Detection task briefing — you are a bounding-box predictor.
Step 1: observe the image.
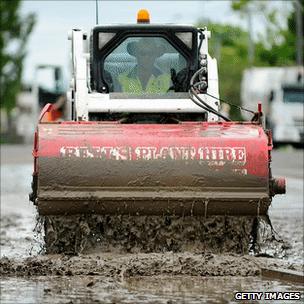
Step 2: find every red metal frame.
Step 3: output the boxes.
[36,121,270,178]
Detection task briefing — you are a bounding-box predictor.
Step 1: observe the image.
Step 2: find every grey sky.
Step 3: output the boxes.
[20,0,291,85]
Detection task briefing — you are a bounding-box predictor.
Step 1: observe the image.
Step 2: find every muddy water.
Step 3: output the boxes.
[1,276,303,304]
[0,163,40,258]
[1,146,303,303]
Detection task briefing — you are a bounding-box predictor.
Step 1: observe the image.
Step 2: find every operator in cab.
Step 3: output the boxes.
[118,38,171,93]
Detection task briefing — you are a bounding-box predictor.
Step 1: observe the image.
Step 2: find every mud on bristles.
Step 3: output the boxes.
[251,216,291,259]
[42,215,256,255]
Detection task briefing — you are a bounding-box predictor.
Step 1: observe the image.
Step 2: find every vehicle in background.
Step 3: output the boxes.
[16,65,66,143]
[241,66,304,147]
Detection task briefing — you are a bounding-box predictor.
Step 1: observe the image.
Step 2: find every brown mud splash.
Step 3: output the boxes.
[0,253,261,277]
[42,215,255,255]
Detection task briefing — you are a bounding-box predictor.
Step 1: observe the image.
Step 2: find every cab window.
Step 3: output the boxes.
[103,37,187,93]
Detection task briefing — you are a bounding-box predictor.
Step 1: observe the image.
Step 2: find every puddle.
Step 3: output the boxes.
[1,275,303,304]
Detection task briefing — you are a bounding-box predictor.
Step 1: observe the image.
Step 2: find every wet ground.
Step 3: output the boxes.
[0,145,303,303]
[1,275,302,304]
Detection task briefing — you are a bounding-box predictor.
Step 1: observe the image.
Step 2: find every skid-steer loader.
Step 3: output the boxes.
[30,10,285,254]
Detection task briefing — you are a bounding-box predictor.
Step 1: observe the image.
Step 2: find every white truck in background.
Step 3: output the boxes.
[15,65,66,143]
[241,66,304,147]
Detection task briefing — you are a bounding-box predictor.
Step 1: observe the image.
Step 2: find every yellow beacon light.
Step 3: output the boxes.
[137,9,150,23]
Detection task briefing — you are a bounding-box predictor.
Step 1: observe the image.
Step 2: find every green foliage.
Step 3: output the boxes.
[0,0,35,114]
[231,0,251,11]
[196,1,300,120]
[255,1,303,66]
[231,0,302,66]
[197,21,249,119]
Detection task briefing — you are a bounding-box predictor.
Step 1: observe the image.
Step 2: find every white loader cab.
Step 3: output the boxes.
[66,14,224,124]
